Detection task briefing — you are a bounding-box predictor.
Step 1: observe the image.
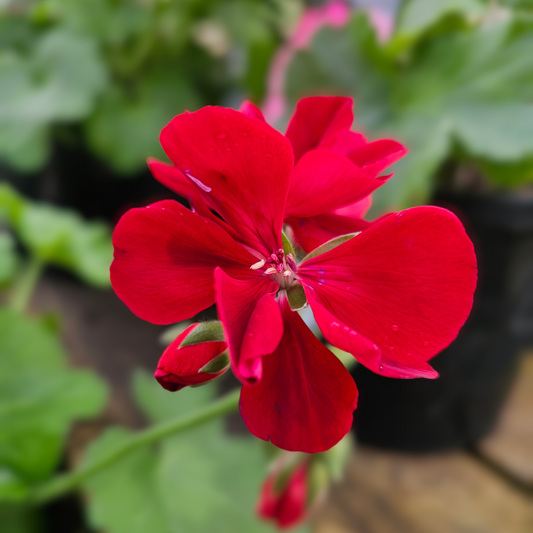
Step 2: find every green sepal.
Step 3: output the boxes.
[198,352,230,374]
[287,284,307,311]
[302,231,361,263]
[301,233,359,262]
[281,230,296,258]
[179,322,225,348]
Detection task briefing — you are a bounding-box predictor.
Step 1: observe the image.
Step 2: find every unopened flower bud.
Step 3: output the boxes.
[155,322,229,391]
[257,457,308,530]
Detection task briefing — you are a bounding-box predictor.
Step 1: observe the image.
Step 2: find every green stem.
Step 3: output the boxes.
[9,257,44,314]
[31,388,241,504]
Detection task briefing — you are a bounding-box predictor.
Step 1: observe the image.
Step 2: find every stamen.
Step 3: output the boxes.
[265,267,277,275]
[286,253,297,272]
[283,270,291,277]
[250,259,266,270]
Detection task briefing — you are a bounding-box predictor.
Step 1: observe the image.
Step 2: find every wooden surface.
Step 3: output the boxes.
[314,449,532,533]
[478,353,533,488]
[32,275,533,533]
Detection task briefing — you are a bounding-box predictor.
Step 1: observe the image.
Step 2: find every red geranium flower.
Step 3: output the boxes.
[149,96,407,253]
[111,99,477,453]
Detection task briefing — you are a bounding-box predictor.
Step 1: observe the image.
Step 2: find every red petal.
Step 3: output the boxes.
[160,107,293,256]
[305,291,438,379]
[215,268,282,385]
[287,213,371,254]
[147,157,243,241]
[298,206,477,376]
[285,151,388,218]
[285,96,354,163]
[111,200,256,325]
[346,139,408,178]
[330,130,367,156]
[239,100,266,122]
[155,323,228,391]
[276,465,308,529]
[147,157,196,198]
[239,297,358,453]
[334,196,372,219]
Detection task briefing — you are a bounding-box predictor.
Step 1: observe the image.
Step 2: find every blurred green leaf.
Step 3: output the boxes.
[85,67,201,174]
[0,184,113,287]
[82,427,168,533]
[83,372,309,533]
[389,0,486,54]
[0,28,107,171]
[0,309,107,483]
[0,503,43,533]
[287,13,533,208]
[0,232,19,286]
[479,156,533,187]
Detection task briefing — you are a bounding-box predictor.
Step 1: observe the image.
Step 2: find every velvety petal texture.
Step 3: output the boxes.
[160,106,294,256]
[346,139,408,178]
[147,157,242,241]
[298,206,477,377]
[285,96,354,163]
[155,323,228,391]
[215,268,283,385]
[111,200,256,325]
[285,151,390,218]
[240,297,358,453]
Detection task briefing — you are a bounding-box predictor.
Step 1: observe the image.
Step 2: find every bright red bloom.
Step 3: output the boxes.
[111,99,477,453]
[258,462,308,530]
[155,323,229,391]
[149,96,407,253]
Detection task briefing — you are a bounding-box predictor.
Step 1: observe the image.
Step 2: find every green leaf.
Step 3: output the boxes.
[0,185,113,287]
[179,322,226,348]
[83,373,309,533]
[0,310,107,483]
[85,67,201,174]
[390,0,486,54]
[83,428,168,533]
[0,28,106,171]
[287,14,533,206]
[479,156,533,187]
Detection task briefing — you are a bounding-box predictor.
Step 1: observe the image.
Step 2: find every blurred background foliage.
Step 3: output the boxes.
[1,0,533,532]
[286,0,533,210]
[0,0,300,174]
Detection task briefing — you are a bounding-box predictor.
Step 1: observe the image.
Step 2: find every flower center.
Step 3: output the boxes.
[250,248,298,290]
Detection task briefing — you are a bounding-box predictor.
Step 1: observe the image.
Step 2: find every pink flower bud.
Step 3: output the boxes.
[155,322,228,391]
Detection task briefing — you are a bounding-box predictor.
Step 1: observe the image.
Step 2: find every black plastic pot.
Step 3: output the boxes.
[352,190,533,452]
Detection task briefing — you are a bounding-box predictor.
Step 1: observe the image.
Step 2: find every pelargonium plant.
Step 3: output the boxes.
[110,96,477,455]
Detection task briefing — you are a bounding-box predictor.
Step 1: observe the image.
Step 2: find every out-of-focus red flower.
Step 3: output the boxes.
[258,461,309,529]
[155,323,229,391]
[111,103,477,453]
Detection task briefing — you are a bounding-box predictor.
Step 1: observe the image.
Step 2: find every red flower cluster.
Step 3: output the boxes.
[111,97,477,454]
